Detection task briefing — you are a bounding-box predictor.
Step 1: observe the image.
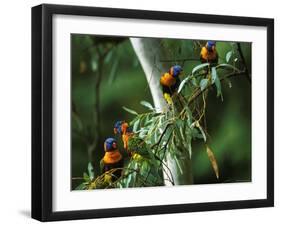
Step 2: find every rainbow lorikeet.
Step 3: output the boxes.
[200,41,219,64]
[113,121,133,152]
[160,65,183,105]
[114,121,146,159]
[100,138,124,181]
[113,121,163,186]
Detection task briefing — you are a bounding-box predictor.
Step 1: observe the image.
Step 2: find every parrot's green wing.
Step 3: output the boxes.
[127,135,149,156]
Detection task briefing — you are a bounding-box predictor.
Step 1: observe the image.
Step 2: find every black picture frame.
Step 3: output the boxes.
[32,3,274,222]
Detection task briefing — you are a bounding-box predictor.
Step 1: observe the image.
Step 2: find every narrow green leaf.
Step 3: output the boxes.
[87,162,94,180]
[211,67,223,99]
[188,143,192,159]
[195,121,207,142]
[211,67,217,84]
[177,76,191,93]
[191,77,199,87]
[122,106,138,115]
[216,63,240,72]
[75,183,86,190]
[200,79,209,91]
[140,100,154,110]
[192,63,210,75]
[133,118,140,132]
[226,51,232,63]
[83,172,90,182]
[175,157,183,175]
[215,78,222,96]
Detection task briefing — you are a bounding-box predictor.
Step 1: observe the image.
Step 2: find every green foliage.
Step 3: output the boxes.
[226,51,233,63]
[122,106,139,115]
[200,78,209,91]
[177,76,191,94]
[192,63,210,75]
[88,162,95,180]
[140,100,155,111]
[72,37,252,189]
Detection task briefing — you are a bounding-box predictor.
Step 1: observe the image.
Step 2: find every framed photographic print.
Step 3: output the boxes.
[32,4,274,221]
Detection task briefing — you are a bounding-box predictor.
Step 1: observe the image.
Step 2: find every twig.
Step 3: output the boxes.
[154,154,175,185]
[188,70,247,106]
[151,123,172,149]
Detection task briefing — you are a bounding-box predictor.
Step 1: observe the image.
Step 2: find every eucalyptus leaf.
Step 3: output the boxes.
[191,77,199,87]
[192,63,210,75]
[175,157,183,175]
[195,121,207,142]
[133,118,140,132]
[87,162,95,180]
[211,67,217,84]
[188,143,192,159]
[140,100,154,111]
[215,76,222,99]
[206,145,219,179]
[177,76,191,93]
[226,51,232,63]
[200,79,209,91]
[83,172,90,182]
[75,183,86,190]
[216,63,239,72]
[122,106,138,115]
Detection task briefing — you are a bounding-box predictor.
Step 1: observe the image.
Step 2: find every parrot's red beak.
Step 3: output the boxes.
[112,142,117,149]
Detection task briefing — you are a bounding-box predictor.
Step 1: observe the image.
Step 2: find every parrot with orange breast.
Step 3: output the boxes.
[114,120,147,159]
[100,137,124,182]
[113,120,163,186]
[200,41,219,64]
[160,65,183,105]
[114,120,133,152]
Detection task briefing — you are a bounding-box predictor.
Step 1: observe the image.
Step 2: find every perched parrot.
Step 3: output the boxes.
[200,41,219,64]
[100,137,124,182]
[160,65,183,105]
[114,120,164,186]
[114,121,133,151]
[114,120,145,159]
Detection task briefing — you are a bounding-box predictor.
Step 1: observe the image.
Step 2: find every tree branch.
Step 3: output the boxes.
[151,123,172,149]
[188,70,247,106]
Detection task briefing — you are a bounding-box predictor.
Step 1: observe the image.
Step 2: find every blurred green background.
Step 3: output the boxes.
[71,34,251,189]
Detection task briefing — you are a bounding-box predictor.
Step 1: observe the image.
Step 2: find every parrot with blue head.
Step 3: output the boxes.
[100,137,124,182]
[200,41,219,64]
[160,65,183,105]
[114,120,147,159]
[114,120,133,152]
[113,120,163,186]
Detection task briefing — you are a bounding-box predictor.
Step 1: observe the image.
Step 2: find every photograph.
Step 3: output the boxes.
[71,35,252,190]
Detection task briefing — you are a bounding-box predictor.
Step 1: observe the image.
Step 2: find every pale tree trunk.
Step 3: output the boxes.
[130,38,193,186]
